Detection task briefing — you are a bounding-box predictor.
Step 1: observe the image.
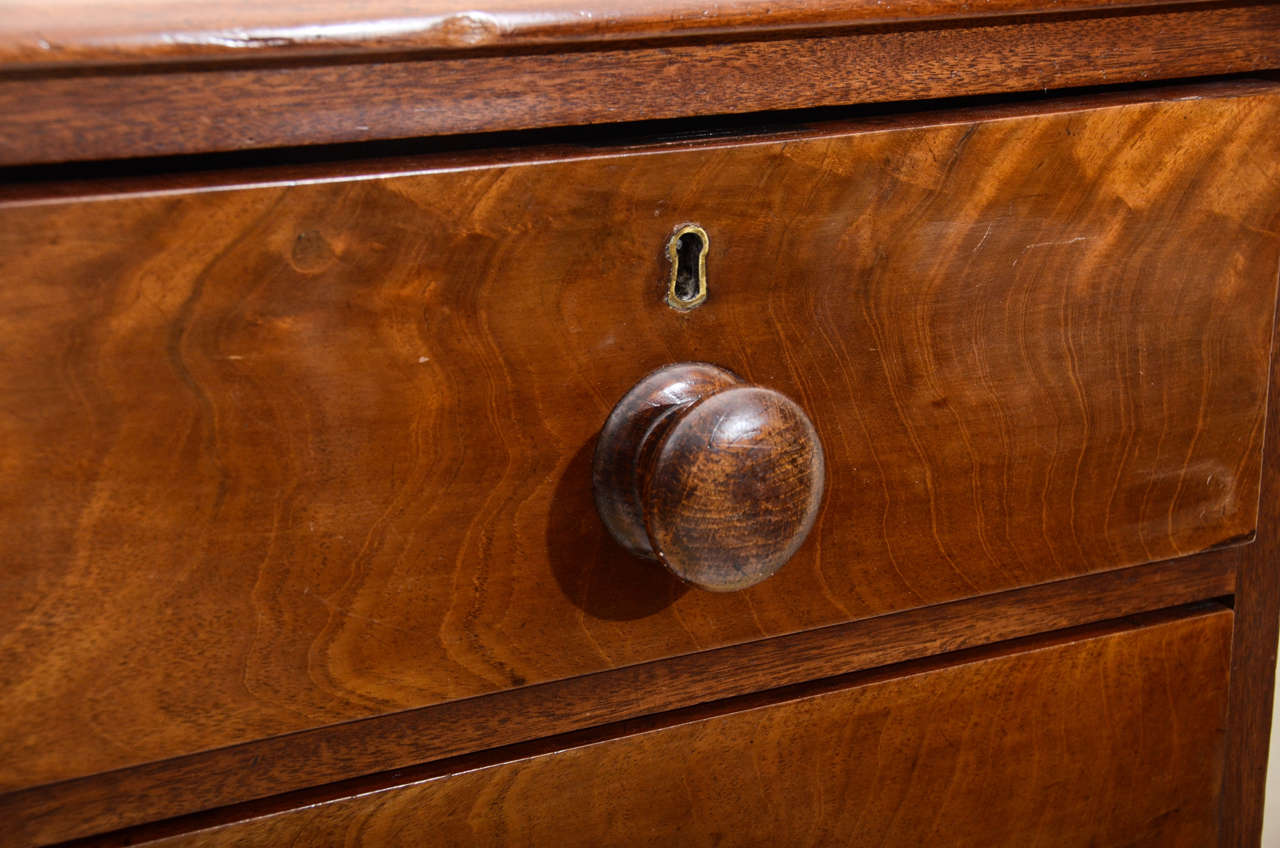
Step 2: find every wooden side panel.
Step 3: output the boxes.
[139,607,1236,847]
[1,88,1278,792]
[1220,248,1280,845]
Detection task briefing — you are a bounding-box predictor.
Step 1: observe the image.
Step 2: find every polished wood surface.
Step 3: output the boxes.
[128,606,1235,847]
[1221,293,1280,845]
[0,0,1227,68]
[2,86,1278,803]
[593,363,825,592]
[2,4,1280,165]
[2,554,1236,846]
[595,363,741,563]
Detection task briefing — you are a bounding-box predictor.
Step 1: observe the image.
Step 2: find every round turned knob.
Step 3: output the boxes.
[593,363,825,592]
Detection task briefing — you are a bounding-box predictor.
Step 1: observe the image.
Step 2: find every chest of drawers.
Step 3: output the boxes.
[3,2,1280,846]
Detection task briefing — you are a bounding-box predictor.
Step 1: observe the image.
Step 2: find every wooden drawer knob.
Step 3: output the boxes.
[593,363,825,592]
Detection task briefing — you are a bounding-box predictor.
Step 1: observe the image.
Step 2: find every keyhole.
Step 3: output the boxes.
[673,234,702,301]
[667,225,708,310]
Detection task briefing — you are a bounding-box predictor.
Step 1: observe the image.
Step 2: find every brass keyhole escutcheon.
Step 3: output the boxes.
[667,224,708,310]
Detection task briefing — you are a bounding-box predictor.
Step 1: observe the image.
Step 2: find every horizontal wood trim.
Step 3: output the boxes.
[3,554,1236,847]
[0,0,1228,70]
[1,4,1279,166]
[0,76,1269,205]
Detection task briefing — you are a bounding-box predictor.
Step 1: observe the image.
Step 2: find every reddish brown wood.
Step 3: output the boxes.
[119,606,1236,847]
[0,0,1228,69]
[1,86,1278,810]
[1220,279,1280,843]
[2,4,1280,166]
[0,553,1236,846]
[0,78,1254,208]
[593,363,739,561]
[594,362,825,592]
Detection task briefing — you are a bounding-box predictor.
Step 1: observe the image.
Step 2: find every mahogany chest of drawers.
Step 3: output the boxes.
[3,2,1280,845]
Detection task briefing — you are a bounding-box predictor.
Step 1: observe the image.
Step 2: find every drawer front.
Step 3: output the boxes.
[2,86,1278,790]
[141,606,1233,847]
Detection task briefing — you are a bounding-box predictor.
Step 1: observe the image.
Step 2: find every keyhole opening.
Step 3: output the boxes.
[673,234,702,301]
[667,225,708,310]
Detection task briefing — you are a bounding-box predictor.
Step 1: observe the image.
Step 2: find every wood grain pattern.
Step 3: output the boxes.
[1,553,1236,847]
[126,606,1237,847]
[1220,270,1280,844]
[0,0,1226,68]
[2,4,1280,166]
[1,86,1278,803]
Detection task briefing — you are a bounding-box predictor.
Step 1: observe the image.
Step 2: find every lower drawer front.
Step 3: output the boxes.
[147,605,1232,847]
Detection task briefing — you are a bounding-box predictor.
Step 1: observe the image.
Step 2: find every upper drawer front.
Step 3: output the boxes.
[2,86,1279,790]
[139,606,1235,847]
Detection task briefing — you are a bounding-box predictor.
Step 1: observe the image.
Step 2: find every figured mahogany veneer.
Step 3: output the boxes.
[2,84,1279,805]
[1,555,1238,846]
[131,605,1235,847]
